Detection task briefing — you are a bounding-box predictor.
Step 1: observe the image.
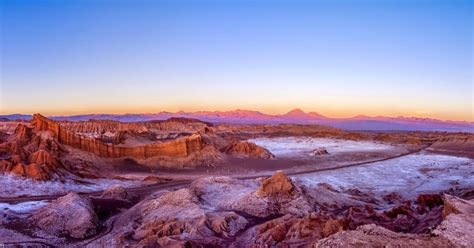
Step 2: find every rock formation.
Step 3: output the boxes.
[256,170,295,197]
[95,188,248,247]
[8,169,472,247]
[429,133,474,156]
[55,117,211,139]
[33,114,272,161]
[310,147,329,156]
[224,140,275,159]
[314,224,454,247]
[9,162,51,180]
[0,122,63,180]
[0,114,280,180]
[433,194,474,247]
[231,171,313,218]
[33,113,207,159]
[236,213,346,247]
[100,184,130,201]
[315,194,474,248]
[28,149,59,168]
[32,192,98,239]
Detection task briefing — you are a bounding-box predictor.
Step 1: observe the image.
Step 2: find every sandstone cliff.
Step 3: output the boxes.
[0,122,62,180]
[32,114,206,159]
[0,114,302,180]
[57,117,210,136]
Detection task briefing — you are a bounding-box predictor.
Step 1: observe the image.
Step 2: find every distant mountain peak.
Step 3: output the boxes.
[281,108,326,119]
[1,109,472,132]
[308,111,326,118]
[351,114,371,119]
[286,108,306,114]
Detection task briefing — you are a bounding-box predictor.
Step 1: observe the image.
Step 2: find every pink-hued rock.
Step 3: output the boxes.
[310,147,329,156]
[32,192,98,239]
[256,170,294,197]
[432,194,474,247]
[231,171,313,218]
[224,140,275,159]
[100,184,130,201]
[314,224,454,248]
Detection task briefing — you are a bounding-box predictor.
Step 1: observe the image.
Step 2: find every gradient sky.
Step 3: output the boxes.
[1,0,473,121]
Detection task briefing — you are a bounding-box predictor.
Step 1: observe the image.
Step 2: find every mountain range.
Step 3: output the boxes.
[1,109,473,132]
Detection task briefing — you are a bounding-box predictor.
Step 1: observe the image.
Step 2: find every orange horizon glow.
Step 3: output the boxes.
[1,105,472,122]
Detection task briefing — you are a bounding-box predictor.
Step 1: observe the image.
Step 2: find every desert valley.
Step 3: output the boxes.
[2,1,473,247]
[0,113,473,247]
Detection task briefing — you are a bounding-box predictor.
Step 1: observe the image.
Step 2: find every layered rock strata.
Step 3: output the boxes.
[32,114,206,159]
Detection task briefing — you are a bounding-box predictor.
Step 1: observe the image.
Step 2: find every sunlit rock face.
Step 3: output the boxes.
[256,170,294,197]
[224,140,275,159]
[31,113,207,159]
[0,119,63,180]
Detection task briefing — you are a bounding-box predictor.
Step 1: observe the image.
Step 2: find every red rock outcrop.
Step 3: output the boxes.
[32,114,206,159]
[9,155,22,164]
[224,140,275,159]
[231,171,313,218]
[13,123,32,141]
[28,149,58,168]
[0,122,63,180]
[2,114,265,179]
[8,162,51,180]
[0,123,60,180]
[257,170,295,197]
[0,160,13,171]
[57,117,210,135]
[0,124,32,160]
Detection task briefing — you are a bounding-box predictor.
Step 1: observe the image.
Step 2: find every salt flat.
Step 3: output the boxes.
[252,136,474,198]
[296,153,473,197]
[250,137,396,157]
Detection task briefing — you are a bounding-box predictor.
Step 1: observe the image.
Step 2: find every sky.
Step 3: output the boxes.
[1,0,472,121]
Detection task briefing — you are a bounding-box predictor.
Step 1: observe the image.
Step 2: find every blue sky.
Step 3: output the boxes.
[1,0,472,120]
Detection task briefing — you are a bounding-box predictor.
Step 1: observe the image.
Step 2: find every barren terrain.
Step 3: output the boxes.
[0,114,473,247]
